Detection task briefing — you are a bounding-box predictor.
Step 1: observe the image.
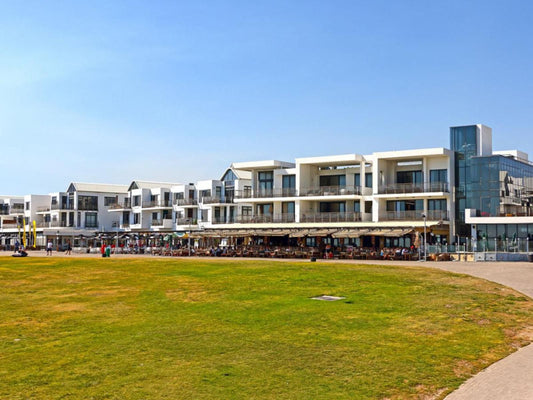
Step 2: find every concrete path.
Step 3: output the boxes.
[2,252,532,398]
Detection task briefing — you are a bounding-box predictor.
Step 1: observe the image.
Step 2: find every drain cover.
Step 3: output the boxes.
[311,295,345,301]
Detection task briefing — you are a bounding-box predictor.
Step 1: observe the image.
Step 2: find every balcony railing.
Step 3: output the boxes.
[78,205,99,211]
[176,218,197,226]
[231,213,296,224]
[143,200,173,208]
[300,212,362,223]
[151,218,173,226]
[382,210,449,221]
[200,196,235,204]
[378,182,449,194]
[51,203,74,210]
[234,186,367,199]
[174,199,198,206]
[109,201,131,210]
[299,186,363,197]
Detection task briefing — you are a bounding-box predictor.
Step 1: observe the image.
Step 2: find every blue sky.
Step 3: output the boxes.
[1,0,532,195]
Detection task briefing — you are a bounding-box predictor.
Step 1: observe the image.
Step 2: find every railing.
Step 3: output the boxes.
[109,202,131,210]
[36,206,51,213]
[382,210,449,221]
[143,200,173,208]
[0,210,9,215]
[48,221,72,228]
[174,199,198,206]
[300,212,362,223]
[1,222,18,228]
[200,196,234,204]
[234,186,367,198]
[300,185,362,197]
[176,218,197,226]
[232,213,297,224]
[51,203,74,210]
[378,182,449,194]
[151,219,167,226]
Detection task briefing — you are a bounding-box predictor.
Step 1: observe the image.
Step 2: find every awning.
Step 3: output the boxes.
[331,228,370,238]
[289,230,311,238]
[382,228,414,237]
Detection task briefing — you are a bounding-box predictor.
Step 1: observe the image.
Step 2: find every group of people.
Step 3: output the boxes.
[11,240,28,257]
[45,239,72,255]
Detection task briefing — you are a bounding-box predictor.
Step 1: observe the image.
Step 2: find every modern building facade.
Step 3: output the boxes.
[1,124,532,252]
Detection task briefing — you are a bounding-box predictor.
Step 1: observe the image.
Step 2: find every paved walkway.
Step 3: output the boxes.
[2,252,532,398]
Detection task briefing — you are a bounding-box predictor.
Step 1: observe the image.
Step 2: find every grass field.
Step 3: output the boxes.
[1,258,532,399]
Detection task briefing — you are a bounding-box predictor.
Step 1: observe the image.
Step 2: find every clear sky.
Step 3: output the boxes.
[1,0,532,195]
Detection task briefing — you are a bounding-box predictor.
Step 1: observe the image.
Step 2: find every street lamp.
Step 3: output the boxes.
[187,218,191,256]
[421,213,427,261]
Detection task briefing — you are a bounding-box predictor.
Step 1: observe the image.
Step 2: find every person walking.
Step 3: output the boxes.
[66,240,72,255]
[46,239,53,256]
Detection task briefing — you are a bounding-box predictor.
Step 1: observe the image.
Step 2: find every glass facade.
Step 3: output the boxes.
[451,125,533,237]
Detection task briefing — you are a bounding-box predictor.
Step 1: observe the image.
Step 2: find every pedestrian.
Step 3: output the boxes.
[66,240,72,255]
[46,239,53,256]
[101,243,106,257]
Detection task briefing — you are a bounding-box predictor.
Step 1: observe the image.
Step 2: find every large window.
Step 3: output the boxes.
[282,202,295,214]
[320,175,345,187]
[319,202,345,213]
[354,173,360,187]
[430,169,447,183]
[256,203,273,215]
[428,199,447,210]
[104,196,116,206]
[282,175,295,188]
[258,171,273,191]
[397,170,422,184]
[78,196,98,211]
[85,212,98,228]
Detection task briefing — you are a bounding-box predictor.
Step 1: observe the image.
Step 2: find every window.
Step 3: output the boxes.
[258,171,273,190]
[319,202,345,213]
[200,190,211,198]
[25,201,30,210]
[354,201,360,213]
[282,175,296,188]
[354,173,360,187]
[256,203,273,215]
[133,196,141,206]
[320,175,346,187]
[85,212,98,228]
[215,186,222,198]
[133,213,140,224]
[397,170,423,184]
[365,173,373,188]
[242,206,252,216]
[282,202,295,214]
[175,192,184,200]
[430,169,447,183]
[365,201,372,214]
[428,199,447,210]
[78,196,98,211]
[104,196,116,206]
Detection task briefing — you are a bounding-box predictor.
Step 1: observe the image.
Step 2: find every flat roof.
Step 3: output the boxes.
[296,154,365,166]
[231,160,295,170]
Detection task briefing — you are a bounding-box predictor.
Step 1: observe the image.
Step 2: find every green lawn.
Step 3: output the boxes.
[0,258,531,399]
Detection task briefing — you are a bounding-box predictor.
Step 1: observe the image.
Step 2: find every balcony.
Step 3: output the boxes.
[234,188,297,199]
[300,186,364,197]
[378,182,449,194]
[382,210,449,221]
[176,218,197,226]
[109,201,131,210]
[300,212,362,223]
[200,196,234,204]
[143,200,173,208]
[51,203,74,210]
[151,218,173,228]
[231,213,296,224]
[174,199,198,206]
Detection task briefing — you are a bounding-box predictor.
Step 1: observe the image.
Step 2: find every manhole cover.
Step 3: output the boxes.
[311,295,346,301]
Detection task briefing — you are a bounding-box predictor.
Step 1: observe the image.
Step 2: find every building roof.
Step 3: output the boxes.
[231,160,295,170]
[128,180,182,191]
[67,182,129,194]
[296,154,365,166]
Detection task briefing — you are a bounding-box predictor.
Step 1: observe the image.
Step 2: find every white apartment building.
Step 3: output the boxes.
[2,124,532,252]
